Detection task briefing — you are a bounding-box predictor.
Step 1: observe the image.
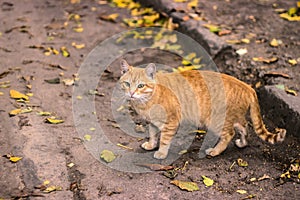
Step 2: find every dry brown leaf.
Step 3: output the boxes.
[264,71,290,79]
[117,143,133,150]
[252,57,278,63]
[257,174,271,181]
[218,29,231,36]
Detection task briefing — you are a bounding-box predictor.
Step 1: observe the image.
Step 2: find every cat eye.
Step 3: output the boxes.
[137,83,145,89]
[123,81,130,87]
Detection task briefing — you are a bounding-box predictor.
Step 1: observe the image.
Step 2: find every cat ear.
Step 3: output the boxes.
[120,59,132,74]
[145,63,156,79]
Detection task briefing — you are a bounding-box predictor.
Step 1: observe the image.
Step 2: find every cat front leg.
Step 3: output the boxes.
[154,122,178,159]
[141,123,159,150]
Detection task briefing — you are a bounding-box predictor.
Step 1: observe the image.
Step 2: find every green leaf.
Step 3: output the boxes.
[44,77,60,84]
[202,175,214,187]
[203,24,221,33]
[288,7,298,16]
[100,150,116,163]
[275,84,285,90]
[84,134,91,141]
[171,180,199,191]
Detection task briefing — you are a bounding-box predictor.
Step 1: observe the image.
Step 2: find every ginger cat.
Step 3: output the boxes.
[119,59,286,159]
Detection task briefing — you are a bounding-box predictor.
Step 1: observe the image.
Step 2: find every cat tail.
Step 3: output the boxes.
[249,93,286,144]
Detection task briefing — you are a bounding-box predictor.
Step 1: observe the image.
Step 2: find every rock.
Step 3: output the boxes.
[258,86,300,137]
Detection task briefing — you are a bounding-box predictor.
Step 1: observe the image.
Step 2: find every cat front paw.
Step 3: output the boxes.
[154,151,167,159]
[205,148,219,157]
[141,142,156,150]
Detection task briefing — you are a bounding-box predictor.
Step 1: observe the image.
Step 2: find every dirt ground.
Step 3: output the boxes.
[0,0,299,200]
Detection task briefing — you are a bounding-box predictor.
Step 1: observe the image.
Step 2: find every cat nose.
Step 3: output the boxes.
[130,91,135,97]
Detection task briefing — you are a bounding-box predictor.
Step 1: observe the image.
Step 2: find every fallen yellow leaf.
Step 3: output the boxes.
[174,0,188,2]
[178,149,188,155]
[285,88,298,96]
[71,42,85,49]
[202,175,214,187]
[26,93,34,97]
[280,171,291,178]
[112,0,128,8]
[100,13,119,22]
[184,52,196,61]
[43,185,63,193]
[10,89,29,101]
[236,189,247,194]
[43,180,50,185]
[280,13,300,21]
[241,38,250,44]
[60,46,70,57]
[44,49,52,56]
[288,59,297,66]
[0,91,4,96]
[9,106,32,117]
[171,180,199,191]
[45,117,64,124]
[9,109,22,116]
[100,150,116,163]
[143,13,160,24]
[67,162,75,168]
[182,59,192,66]
[187,0,198,9]
[236,48,248,56]
[37,111,52,116]
[62,78,74,86]
[237,158,248,167]
[73,26,84,32]
[9,156,22,163]
[175,65,202,72]
[84,134,91,141]
[270,38,282,47]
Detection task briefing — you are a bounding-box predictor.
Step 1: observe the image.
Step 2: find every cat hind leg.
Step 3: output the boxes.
[234,122,248,148]
[205,128,235,157]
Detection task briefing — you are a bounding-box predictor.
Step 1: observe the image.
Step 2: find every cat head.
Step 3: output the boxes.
[119,59,156,102]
